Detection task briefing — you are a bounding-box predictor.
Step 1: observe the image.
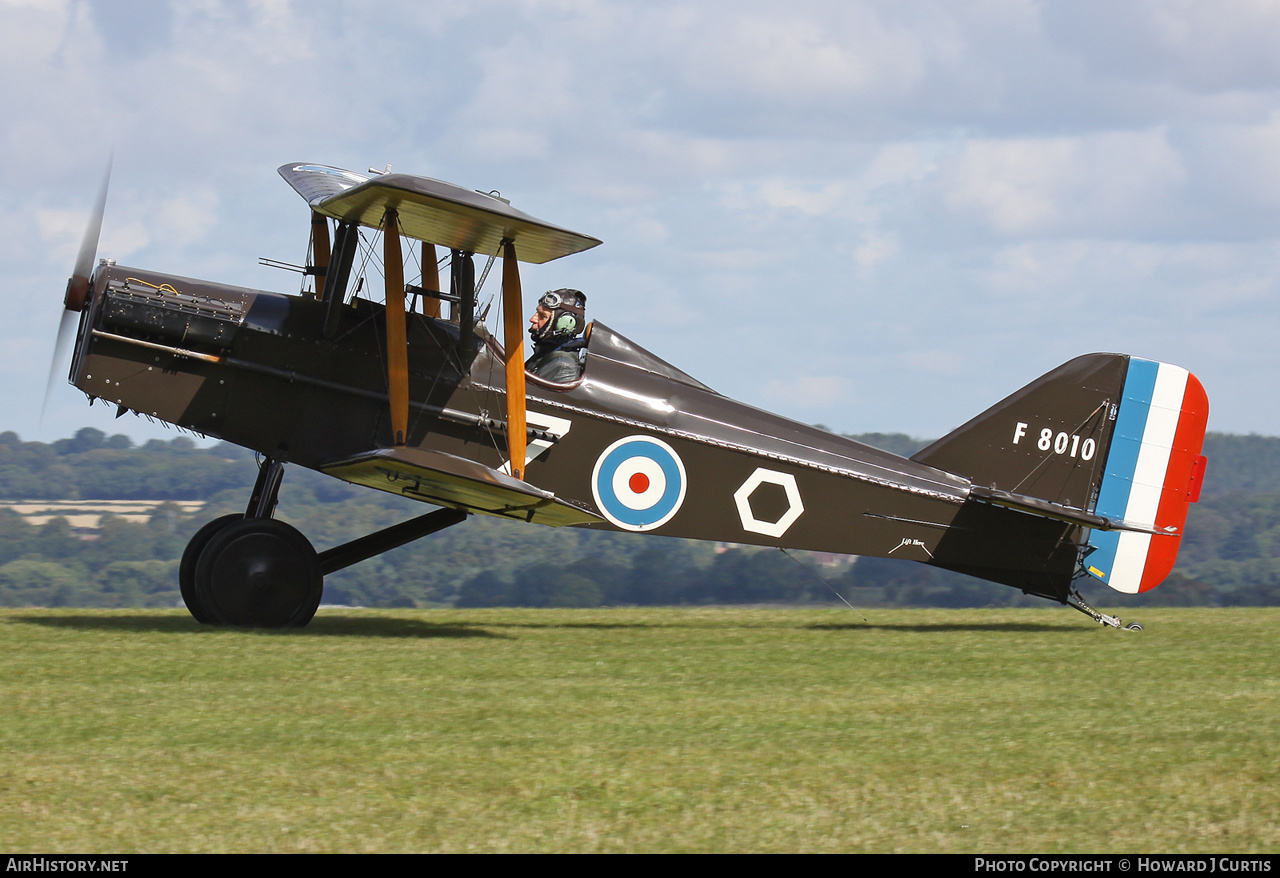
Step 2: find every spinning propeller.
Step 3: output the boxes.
[43,159,111,422]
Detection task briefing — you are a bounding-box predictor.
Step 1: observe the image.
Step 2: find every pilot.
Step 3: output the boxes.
[526,288,587,383]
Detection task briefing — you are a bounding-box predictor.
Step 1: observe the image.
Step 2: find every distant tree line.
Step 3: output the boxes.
[1,427,1278,609]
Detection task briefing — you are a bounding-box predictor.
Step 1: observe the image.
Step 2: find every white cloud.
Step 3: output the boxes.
[681,9,930,103]
[931,130,1186,238]
[34,207,89,265]
[1044,0,1280,93]
[150,189,220,249]
[853,231,899,273]
[0,0,72,65]
[762,374,854,411]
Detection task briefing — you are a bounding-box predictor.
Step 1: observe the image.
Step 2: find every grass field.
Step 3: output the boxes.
[1,606,1277,853]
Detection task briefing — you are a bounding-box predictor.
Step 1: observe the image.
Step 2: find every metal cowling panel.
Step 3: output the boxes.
[100,278,245,350]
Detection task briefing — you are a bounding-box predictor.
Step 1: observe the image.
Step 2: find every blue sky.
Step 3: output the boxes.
[5,0,1280,444]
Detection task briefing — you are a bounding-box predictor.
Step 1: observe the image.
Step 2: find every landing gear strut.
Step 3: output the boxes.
[179,455,468,628]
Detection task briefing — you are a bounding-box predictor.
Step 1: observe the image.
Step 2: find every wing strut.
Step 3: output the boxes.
[322,220,358,339]
[452,250,475,358]
[310,210,330,298]
[502,239,527,479]
[422,242,441,318]
[383,209,409,446]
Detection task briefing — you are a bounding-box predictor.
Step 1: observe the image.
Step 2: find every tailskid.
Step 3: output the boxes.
[1067,586,1144,631]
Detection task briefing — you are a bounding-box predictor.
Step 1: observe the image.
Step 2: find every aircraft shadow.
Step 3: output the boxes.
[10,613,1087,638]
[10,613,507,640]
[416,617,1085,634]
[806,621,1086,633]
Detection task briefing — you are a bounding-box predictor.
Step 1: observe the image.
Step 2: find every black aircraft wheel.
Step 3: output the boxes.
[193,518,323,628]
[1125,622,1144,631]
[179,514,244,625]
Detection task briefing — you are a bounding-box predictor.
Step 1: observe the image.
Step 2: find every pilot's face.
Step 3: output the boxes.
[530,305,553,333]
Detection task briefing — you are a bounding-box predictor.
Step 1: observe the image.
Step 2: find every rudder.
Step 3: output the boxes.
[1083,359,1209,593]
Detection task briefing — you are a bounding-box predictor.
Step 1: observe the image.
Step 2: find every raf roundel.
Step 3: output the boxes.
[591,436,688,532]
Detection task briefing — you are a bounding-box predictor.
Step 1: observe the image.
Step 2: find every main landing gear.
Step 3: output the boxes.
[179,456,467,628]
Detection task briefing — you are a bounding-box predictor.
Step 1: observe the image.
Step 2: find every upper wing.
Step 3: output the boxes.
[278,163,602,264]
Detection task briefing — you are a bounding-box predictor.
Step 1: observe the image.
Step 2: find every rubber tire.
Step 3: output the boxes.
[193,518,323,628]
[179,514,244,624]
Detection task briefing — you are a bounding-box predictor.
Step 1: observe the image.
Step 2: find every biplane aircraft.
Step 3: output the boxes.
[51,162,1209,629]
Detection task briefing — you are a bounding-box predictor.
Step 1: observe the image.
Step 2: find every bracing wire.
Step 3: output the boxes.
[779,548,868,621]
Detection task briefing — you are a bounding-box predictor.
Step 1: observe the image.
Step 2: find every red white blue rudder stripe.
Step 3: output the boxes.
[1085,357,1209,594]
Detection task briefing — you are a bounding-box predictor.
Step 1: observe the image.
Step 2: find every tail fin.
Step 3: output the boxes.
[914,354,1208,595]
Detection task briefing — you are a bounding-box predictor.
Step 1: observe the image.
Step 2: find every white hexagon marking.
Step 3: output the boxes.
[733,468,804,538]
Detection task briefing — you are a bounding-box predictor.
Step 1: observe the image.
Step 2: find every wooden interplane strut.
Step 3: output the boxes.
[383,210,409,446]
[502,240,527,479]
[421,242,441,318]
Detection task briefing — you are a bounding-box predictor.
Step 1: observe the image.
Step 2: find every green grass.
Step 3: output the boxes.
[1,607,1278,852]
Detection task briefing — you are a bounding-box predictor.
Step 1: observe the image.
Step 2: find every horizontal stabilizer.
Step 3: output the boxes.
[278,163,602,263]
[969,485,1177,535]
[322,446,604,527]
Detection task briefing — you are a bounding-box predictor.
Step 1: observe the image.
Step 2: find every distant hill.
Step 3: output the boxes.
[841,432,930,457]
[1196,433,1280,497]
